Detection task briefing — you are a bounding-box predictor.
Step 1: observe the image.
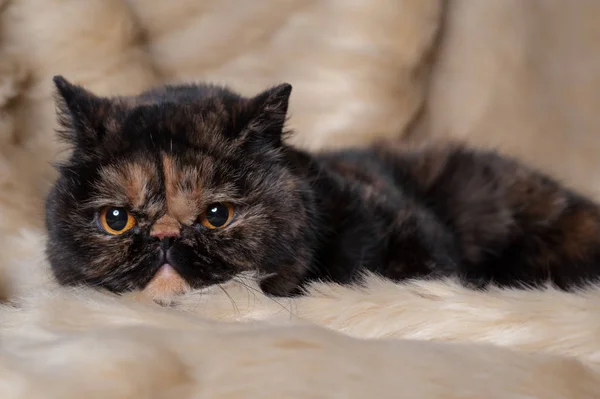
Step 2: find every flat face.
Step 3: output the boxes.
[46,79,310,297]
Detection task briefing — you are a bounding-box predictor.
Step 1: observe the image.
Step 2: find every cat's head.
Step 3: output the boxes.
[45,76,317,298]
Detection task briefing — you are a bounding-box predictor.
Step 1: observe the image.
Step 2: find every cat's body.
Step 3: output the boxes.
[45,77,600,298]
[309,144,600,290]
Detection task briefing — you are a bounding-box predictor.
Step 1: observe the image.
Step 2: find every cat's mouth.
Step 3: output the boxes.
[142,263,191,299]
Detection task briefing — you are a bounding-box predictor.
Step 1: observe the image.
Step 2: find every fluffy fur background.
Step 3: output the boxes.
[1,1,600,397]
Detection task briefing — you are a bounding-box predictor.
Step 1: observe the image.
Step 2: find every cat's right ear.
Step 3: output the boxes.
[53,75,109,150]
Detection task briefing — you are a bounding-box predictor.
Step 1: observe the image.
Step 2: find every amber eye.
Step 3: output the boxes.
[99,206,136,235]
[200,202,234,229]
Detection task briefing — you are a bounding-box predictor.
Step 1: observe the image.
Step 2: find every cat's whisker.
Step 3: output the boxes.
[231,276,258,308]
[216,283,240,319]
[184,285,206,313]
[255,272,278,281]
[232,276,297,320]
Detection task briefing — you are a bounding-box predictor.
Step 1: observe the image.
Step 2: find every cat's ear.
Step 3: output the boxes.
[53,75,110,150]
[241,83,292,148]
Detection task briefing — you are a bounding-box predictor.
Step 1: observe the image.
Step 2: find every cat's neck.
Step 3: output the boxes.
[282,145,378,284]
[282,146,319,176]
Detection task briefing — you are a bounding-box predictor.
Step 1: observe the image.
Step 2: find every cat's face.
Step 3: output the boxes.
[45,77,316,298]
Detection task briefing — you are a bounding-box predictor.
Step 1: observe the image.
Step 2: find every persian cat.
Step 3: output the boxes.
[45,76,600,297]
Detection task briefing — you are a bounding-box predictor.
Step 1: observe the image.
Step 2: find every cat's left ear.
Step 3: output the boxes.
[53,75,111,151]
[241,83,292,148]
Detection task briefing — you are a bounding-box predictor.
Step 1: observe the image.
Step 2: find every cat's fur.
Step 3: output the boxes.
[45,76,600,297]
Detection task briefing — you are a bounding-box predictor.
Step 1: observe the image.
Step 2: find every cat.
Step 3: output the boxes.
[45,75,600,298]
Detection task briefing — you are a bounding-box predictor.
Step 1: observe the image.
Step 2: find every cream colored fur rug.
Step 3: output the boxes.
[2,1,600,398]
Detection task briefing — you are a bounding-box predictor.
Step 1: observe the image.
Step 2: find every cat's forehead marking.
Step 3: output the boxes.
[123,162,154,208]
[162,154,202,225]
[96,161,157,209]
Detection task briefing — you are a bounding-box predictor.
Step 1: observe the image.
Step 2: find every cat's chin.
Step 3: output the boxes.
[142,263,191,301]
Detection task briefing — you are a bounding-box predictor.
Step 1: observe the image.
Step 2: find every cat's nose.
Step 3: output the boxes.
[150,215,181,240]
[159,237,174,251]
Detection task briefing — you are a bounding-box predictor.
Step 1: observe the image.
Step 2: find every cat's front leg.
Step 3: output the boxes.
[380,206,460,282]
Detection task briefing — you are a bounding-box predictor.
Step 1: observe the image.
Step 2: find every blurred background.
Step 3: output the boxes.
[1,2,600,391]
[1,0,600,232]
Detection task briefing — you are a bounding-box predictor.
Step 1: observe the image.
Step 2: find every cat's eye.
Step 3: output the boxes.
[99,206,136,235]
[199,202,234,229]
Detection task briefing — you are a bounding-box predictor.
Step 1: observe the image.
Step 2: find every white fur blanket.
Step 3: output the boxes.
[2,1,600,398]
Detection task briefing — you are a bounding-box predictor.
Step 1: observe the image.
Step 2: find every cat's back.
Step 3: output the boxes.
[315,147,399,195]
[367,140,600,288]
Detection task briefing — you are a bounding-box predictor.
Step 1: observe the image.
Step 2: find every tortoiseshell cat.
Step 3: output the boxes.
[45,76,600,298]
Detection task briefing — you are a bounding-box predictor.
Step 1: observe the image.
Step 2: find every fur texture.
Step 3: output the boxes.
[3,285,600,399]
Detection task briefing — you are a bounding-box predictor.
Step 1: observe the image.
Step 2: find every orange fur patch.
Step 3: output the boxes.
[123,164,149,208]
[561,207,600,259]
[143,264,190,299]
[162,154,202,224]
[150,214,181,239]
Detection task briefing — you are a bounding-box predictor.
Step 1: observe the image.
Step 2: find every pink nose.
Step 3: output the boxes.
[150,215,181,240]
[150,230,180,240]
